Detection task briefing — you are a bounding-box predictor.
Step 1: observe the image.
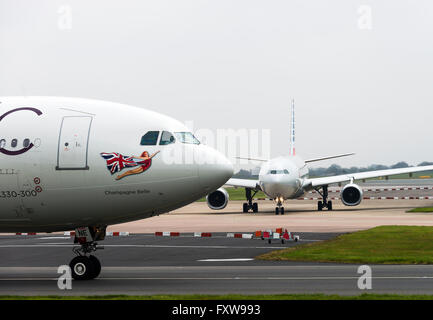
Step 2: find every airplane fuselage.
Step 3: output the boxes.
[259,155,309,201]
[0,97,233,232]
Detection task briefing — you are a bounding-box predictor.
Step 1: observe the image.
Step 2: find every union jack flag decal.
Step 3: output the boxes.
[100,152,138,174]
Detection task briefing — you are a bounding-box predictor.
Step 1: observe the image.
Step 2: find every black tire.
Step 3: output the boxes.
[281,207,285,215]
[275,207,279,215]
[328,201,333,211]
[318,201,323,211]
[88,255,101,279]
[70,256,95,280]
[252,203,258,213]
[242,203,248,213]
[268,239,271,244]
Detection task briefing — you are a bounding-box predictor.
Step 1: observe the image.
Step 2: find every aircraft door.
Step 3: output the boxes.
[56,116,92,170]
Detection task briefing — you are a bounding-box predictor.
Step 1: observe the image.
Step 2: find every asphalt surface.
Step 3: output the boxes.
[2,180,433,296]
[1,232,433,296]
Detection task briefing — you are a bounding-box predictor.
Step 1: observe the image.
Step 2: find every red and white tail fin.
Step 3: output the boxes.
[289,99,296,156]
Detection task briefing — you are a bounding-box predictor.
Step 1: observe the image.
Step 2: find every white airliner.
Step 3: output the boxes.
[0,96,233,280]
[206,100,433,214]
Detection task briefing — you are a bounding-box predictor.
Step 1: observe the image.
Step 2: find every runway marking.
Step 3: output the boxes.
[37,237,71,240]
[197,258,254,262]
[1,276,433,281]
[0,244,289,249]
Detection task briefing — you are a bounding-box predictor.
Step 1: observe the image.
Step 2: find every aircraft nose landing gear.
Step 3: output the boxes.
[69,226,105,280]
[70,255,101,280]
[275,197,285,215]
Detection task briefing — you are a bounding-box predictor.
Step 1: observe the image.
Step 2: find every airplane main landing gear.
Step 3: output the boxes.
[69,226,106,280]
[243,188,258,213]
[315,185,333,211]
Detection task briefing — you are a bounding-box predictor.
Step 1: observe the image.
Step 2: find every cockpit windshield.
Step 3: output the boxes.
[268,169,289,175]
[140,131,160,145]
[159,131,176,145]
[174,132,200,145]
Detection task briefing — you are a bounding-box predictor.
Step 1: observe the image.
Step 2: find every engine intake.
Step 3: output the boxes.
[340,183,363,206]
[206,188,229,210]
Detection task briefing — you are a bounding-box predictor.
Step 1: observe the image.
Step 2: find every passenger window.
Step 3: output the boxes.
[0,139,5,148]
[23,138,30,148]
[284,169,289,174]
[11,139,17,148]
[140,131,160,145]
[160,131,176,145]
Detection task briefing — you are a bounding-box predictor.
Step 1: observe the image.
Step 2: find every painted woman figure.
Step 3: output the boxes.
[115,150,160,180]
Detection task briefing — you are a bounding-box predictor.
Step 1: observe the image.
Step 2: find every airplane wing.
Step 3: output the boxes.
[225,178,262,190]
[305,153,355,163]
[235,157,267,162]
[303,165,433,188]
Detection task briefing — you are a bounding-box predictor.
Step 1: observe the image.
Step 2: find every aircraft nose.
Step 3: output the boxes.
[196,146,233,194]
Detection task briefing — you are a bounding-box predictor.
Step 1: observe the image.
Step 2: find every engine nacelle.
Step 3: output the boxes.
[206,188,229,210]
[340,183,363,206]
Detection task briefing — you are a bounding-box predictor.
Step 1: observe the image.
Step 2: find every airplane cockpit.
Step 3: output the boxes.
[267,169,289,175]
[140,131,200,146]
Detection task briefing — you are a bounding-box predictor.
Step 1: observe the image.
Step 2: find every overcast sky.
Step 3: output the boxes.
[1,0,433,169]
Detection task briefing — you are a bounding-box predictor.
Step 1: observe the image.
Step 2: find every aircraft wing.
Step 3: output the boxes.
[225,178,262,190]
[303,165,433,188]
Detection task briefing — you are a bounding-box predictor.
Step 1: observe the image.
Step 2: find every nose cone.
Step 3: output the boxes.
[260,174,299,199]
[197,146,233,194]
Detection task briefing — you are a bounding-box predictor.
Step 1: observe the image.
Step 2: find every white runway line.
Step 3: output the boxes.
[37,237,71,240]
[1,276,433,281]
[197,258,254,262]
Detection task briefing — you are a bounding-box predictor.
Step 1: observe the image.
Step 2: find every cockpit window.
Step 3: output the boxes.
[0,139,5,148]
[140,131,160,145]
[174,132,200,145]
[159,131,176,145]
[268,169,289,175]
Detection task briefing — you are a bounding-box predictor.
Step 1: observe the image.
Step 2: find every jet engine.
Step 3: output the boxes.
[340,183,363,206]
[206,188,229,210]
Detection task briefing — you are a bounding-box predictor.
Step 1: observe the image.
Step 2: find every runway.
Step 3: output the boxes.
[2,180,433,296]
[1,233,433,296]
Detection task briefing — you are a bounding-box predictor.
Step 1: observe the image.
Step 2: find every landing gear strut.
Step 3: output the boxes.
[243,188,258,213]
[315,185,333,211]
[275,197,285,215]
[69,226,105,280]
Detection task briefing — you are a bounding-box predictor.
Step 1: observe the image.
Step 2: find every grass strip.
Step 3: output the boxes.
[258,226,433,264]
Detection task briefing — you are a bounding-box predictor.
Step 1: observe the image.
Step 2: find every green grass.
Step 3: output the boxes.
[3,294,433,300]
[197,187,267,202]
[408,207,433,213]
[258,226,433,264]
